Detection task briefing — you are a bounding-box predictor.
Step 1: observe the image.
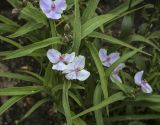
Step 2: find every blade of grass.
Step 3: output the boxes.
[0,96,24,115]
[0,86,44,96]
[72,0,81,54]
[72,92,126,119]
[0,71,41,84]
[93,84,104,125]
[63,81,73,125]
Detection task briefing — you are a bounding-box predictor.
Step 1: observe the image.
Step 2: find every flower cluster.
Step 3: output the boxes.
[99,48,152,93]
[40,0,67,19]
[47,49,90,81]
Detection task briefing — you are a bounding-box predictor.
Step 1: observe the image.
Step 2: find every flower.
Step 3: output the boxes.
[63,56,90,81]
[99,49,120,67]
[134,71,153,93]
[110,63,125,83]
[47,49,75,71]
[40,0,67,19]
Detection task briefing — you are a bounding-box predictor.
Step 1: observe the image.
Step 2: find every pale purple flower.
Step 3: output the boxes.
[110,63,125,83]
[47,49,75,71]
[99,49,120,67]
[134,71,153,93]
[63,56,90,81]
[40,0,67,19]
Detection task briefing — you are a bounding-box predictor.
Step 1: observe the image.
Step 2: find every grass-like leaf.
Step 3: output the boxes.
[72,92,126,119]
[0,96,24,116]
[72,0,81,54]
[63,81,73,125]
[4,37,62,59]
[0,86,44,96]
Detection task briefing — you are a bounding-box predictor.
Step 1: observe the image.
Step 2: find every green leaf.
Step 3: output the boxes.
[0,72,41,84]
[135,94,160,103]
[20,98,50,122]
[93,84,104,125]
[72,92,126,119]
[0,15,19,27]
[20,2,47,24]
[69,91,82,107]
[87,42,108,99]
[82,0,100,23]
[107,114,160,122]
[0,35,22,48]
[6,0,21,8]
[147,30,160,39]
[8,22,44,38]
[126,34,160,52]
[89,32,151,56]
[0,86,44,96]
[81,0,143,39]
[4,37,62,59]
[63,81,73,125]
[0,23,18,34]
[120,15,133,37]
[0,96,24,116]
[72,0,81,54]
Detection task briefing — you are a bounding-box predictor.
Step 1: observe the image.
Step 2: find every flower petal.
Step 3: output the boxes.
[77,69,90,81]
[64,52,75,63]
[54,0,67,11]
[39,0,52,13]
[134,71,144,86]
[113,63,125,74]
[45,11,62,19]
[52,62,67,71]
[110,74,122,83]
[65,71,77,80]
[102,61,111,67]
[47,49,61,63]
[109,52,120,64]
[99,49,107,62]
[141,82,153,93]
[73,55,85,69]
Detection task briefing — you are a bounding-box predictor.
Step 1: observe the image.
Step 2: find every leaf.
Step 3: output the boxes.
[0,72,41,84]
[72,92,126,119]
[72,0,81,54]
[135,94,160,103]
[81,0,143,39]
[0,23,18,34]
[147,30,160,39]
[0,35,22,48]
[120,15,133,37]
[0,96,24,116]
[82,0,100,23]
[8,22,44,38]
[93,84,104,125]
[20,2,47,24]
[0,15,19,27]
[63,81,73,125]
[87,42,108,99]
[126,34,160,52]
[69,91,82,107]
[0,86,44,96]
[20,98,50,122]
[107,114,160,122]
[89,32,151,56]
[4,37,62,59]
[6,0,21,8]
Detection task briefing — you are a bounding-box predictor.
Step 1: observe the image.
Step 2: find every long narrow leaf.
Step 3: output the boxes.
[0,96,24,115]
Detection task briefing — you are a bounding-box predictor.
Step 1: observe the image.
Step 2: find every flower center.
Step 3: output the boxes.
[59,55,65,61]
[142,80,147,85]
[51,3,56,10]
[75,67,81,73]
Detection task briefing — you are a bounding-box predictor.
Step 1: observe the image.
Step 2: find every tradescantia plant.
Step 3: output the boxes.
[0,0,160,125]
